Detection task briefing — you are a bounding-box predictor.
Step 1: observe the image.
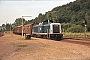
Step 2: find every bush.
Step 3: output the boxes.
[67,25,84,33]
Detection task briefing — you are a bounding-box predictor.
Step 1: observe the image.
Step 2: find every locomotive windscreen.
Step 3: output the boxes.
[53,25,60,33]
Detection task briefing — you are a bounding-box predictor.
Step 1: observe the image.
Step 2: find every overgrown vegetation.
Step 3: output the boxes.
[29,0,90,33]
[18,44,27,47]
[63,32,90,38]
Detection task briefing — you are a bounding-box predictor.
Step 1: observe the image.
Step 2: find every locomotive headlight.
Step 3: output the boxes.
[40,27,41,30]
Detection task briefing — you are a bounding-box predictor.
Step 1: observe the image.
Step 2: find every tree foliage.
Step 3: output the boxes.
[14,18,26,26]
[1,0,90,32]
[67,25,84,33]
[27,0,90,32]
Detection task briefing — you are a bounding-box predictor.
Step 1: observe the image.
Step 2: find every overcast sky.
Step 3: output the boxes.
[0,0,75,26]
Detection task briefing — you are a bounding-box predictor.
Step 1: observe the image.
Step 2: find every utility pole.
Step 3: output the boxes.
[10,23,11,34]
[22,16,32,38]
[83,20,87,40]
[22,16,23,38]
[84,24,87,39]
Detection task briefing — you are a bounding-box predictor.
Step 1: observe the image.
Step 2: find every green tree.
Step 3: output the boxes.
[46,11,52,20]
[12,18,26,28]
[85,13,90,31]
[67,25,84,33]
[0,26,2,32]
[15,18,26,26]
[1,24,6,32]
[6,23,10,31]
[38,13,44,23]
[70,3,80,12]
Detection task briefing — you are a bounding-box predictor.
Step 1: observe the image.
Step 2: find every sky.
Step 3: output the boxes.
[0,0,76,26]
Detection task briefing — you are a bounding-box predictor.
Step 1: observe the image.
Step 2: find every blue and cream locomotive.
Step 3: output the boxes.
[32,20,63,40]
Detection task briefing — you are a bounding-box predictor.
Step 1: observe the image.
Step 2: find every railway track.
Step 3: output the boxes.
[61,37,90,46]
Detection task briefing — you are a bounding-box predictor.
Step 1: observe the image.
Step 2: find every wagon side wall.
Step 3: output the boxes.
[23,24,33,35]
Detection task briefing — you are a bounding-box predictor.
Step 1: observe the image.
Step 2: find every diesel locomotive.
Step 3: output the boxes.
[32,20,63,40]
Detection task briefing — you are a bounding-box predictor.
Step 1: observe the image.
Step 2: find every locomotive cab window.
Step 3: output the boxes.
[53,25,60,33]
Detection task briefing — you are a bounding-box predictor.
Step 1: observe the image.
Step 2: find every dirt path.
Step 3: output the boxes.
[0,33,90,60]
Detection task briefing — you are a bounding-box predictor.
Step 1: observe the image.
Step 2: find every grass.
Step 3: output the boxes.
[15,43,27,51]
[18,43,27,47]
[63,32,90,38]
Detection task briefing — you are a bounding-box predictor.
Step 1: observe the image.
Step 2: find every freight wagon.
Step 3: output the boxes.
[23,24,33,35]
[12,24,33,38]
[12,26,22,34]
